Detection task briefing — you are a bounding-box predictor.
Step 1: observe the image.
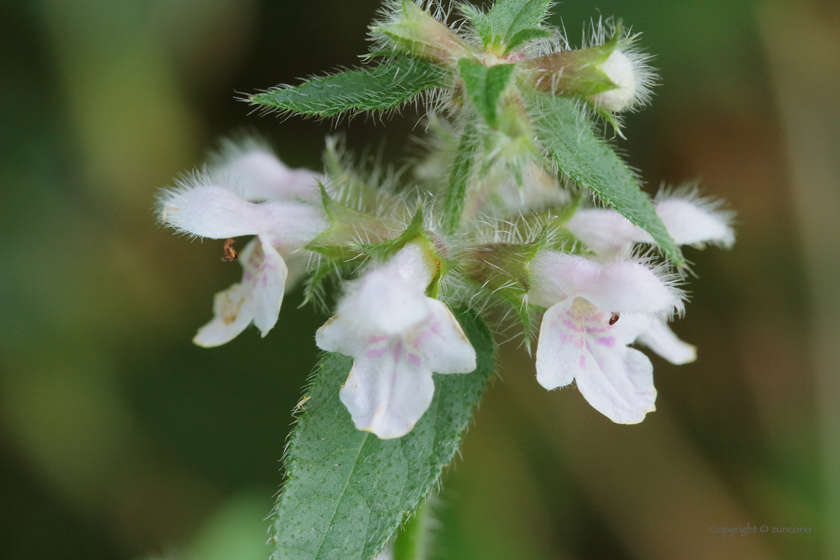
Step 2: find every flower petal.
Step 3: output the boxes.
[158,184,274,239]
[637,318,697,365]
[530,252,681,315]
[567,195,735,256]
[244,236,288,337]
[536,298,656,422]
[656,198,735,248]
[576,344,656,424]
[213,144,321,203]
[339,339,436,439]
[566,208,644,255]
[535,299,582,390]
[337,243,436,335]
[159,182,327,246]
[193,283,254,348]
[413,300,476,374]
[254,202,328,250]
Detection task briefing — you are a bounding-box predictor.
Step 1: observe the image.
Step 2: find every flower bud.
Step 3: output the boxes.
[588,49,637,112]
[523,31,652,112]
[370,0,472,65]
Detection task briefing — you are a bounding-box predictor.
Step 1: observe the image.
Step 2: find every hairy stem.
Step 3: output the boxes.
[442,123,477,235]
[393,500,432,560]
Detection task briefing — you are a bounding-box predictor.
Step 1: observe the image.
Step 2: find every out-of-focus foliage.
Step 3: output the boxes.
[0,1,837,560]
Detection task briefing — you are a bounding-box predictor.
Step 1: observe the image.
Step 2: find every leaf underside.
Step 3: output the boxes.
[269,309,495,560]
[531,95,684,265]
[251,58,446,118]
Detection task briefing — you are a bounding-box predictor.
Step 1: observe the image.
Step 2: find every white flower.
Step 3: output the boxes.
[210,139,323,203]
[316,243,477,439]
[567,191,735,257]
[530,251,683,423]
[565,190,732,365]
[158,172,327,347]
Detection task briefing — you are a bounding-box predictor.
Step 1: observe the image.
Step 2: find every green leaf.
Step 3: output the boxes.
[458,59,516,127]
[486,0,551,44]
[250,59,445,118]
[504,27,552,54]
[530,96,684,265]
[269,309,495,560]
[461,5,492,47]
[442,123,478,234]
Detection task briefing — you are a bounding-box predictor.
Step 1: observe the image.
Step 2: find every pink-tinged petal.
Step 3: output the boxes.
[193,283,254,347]
[575,345,656,424]
[259,202,328,250]
[605,311,652,346]
[622,347,658,408]
[158,182,326,248]
[530,252,600,308]
[535,299,582,390]
[566,208,645,256]
[339,340,436,439]
[337,243,436,335]
[414,300,476,374]
[245,236,288,337]
[531,252,681,315]
[656,198,735,249]
[315,315,370,356]
[536,298,657,422]
[213,144,321,203]
[158,184,274,239]
[577,320,657,424]
[581,260,681,315]
[637,318,697,365]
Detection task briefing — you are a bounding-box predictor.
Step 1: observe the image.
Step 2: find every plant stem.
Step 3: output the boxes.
[442,122,477,235]
[393,500,432,560]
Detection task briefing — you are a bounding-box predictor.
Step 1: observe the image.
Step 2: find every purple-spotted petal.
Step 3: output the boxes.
[536,298,657,423]
[339,339,436,439]
[535,299,582,390]
[576,344,656,424]
[414,300,476,374]
[244,235,288,337]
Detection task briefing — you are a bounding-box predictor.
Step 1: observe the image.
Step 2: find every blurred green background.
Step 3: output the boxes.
[1,1,838,559]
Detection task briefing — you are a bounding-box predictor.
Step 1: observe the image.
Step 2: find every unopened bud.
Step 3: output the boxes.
[523,31,651,112]
[370,0,472,65]
[588,49,636,112]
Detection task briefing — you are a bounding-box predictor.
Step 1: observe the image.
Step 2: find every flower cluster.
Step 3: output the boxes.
[158,140,732,437]
[158,1,735,439]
